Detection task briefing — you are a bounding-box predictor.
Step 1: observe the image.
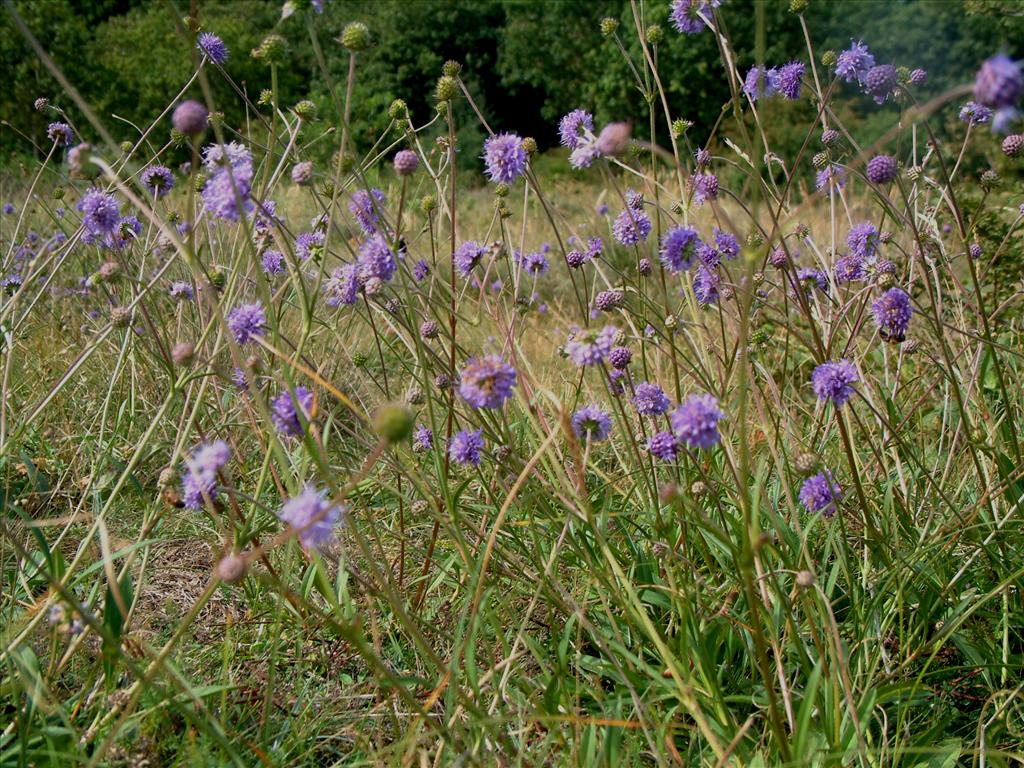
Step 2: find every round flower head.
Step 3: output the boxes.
[77,188,120,234]
[648,431,679,461]
[691,172,718,205]
[141,165,174,198]
[227,301,266,345]
[693,265,720,306]
[181,440,231,510]
[2,203,13,215]
[200,141,254,221]
[47,122,73,146]
[632,382,671,416]
[613,208,652,245]
[834,254,865,283]
[816,164,847,191]
[776,61,805,100]
[594,289,623,312]
[197,32,229,65]
[608,346,632,369]
[571,404,612,442]
[356,233,397,282]
[559,109,594,150]
[863,64,898,104]
[349,188,386,234]
[872,286,912,342]
[799,471,841,517]
[714,229,740,261]
[866,154,897,184]
[413,424,433,452]
[811,359,858,406]
[569,141,602,169]
[295,230,325,262]
[449,428,485,466]
[565,325,617,366]
[169,281,194,300]
[795,267,828,296]
[768,247,788,268]
[959,101,993,125]
[835,40,875,84]
[172,100,209,135]
[847,222,879,259]
[596,122,631,156]
[670,0,712,34]
[262,249,285,275]
[659,226,700,272]
[459,354,517,409]
[271,386,314,436]
[483,133,528,184]
[909,68,927,86]
[1003,134,1024,157]
[743,66,778,101]
[278,485,344,550]
[324,264,360,307]
[974,54,1022,110]
[454,240,487,276]
[291,161,313,185]
[519,250,549,276]
[413,259,430,281]
[393,149,419,176]
[670,393,723,450]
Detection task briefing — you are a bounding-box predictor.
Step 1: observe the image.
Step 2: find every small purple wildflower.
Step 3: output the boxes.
[776,61,805,100]
[278,486,344,550]
[356,233,396,282]
[295,230,325,261]
[659,226,700,272]
[324,265,360,307]
[670,393,724,451]
[834,254,865,283]
[648,431,679,462]
[413,425,433,452]
[565,325,617,366]
[201,141,254,221]
[182,440,231,510]
[559,109,594,150]
[2,203,13,215]
[459,355,517,409]
[449,428,485,466]
[571,404,612,442]
[847,222,879,259]
[816,164,847,191]
[743,66,778,101]
[141,165,174,198]
[866,154,898,184]
[413,259,430,281]
[483,133,528,184]
[872,287,913,342]
[349,188,386,234]
[519,250,549,276]
[271,386,314,437]
[974,54,1022,110]
[227,302,266,344]
[863,64,898,104]
[835,40,875,84]
[714,229,740,261]
[691,172,718,205]
[262,250,285,275]
[172,100,209,135]
[169,281,194,301]
[455,240,487,276]
[609,346,632,369]
[799,471,841,517]
[632,382,671,416]
[613,209,652,245]
[959,101,993,125]
[197,32,229,65]
[670,0,713,35]
[795,267,829,295]
[47,122,73,146]
[78,189,120,234]
[811,359,858,406]
[693,265,720,306]
[393,149,419,176]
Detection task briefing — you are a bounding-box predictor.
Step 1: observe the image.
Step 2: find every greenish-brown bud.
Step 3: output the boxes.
[373,403,414,444]
[600,17,618,36]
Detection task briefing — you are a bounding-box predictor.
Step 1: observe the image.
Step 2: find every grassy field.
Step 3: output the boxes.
[3,3,1024,767]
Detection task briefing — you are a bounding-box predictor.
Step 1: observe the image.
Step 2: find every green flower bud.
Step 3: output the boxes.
[789,0,809,13]
[258,89,273,107]
[209,267,226,291]
[494,183,509,198]
[252,34,286,65]
[208,111,224,128]
[600,17,619,36]
[339,22,370,52]
[193,172,207,192]
[436,75,459,102]
[671,118,693,138]
[645,25,663,45]
[53,186,65,200]
[421,194,437,213]
[352,351,368,368]
[821,50,837,68]
[119,141,133,154]
[442,59,462,77]
[980,169,1000,191]
[320,179,335,198]
[522,137,538,154]
[170,127,188,147]
[388,98,408,120]
[292,99,317,121]
[812,151,828,170]
[373,403,415,444]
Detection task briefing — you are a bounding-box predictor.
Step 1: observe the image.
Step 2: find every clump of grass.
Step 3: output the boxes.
[2,2,1023,766]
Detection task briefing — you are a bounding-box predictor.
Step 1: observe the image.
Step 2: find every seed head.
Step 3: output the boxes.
[600,17,619,36]
[339,22,370,52]
[789,0,809,13]
[820,50,837,68]
[292,100,317,121]
[442,59,462,77]
[252,35,286,65]
[436,75,459,102]
[388,99,408,120]
[979,169,1000,191]
[645,25,664,45]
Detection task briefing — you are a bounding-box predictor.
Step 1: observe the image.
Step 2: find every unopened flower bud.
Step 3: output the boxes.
[435,75,459,102]
[217,553,248,583]
[442,59,462,77]
[339,22,370,52]
[600,17,619,36]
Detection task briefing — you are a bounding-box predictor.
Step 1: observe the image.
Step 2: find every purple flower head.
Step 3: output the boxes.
[609,346,632,369]
[454,240,487,276]
[172,100,209,135]
[227,302,266,344]
[743,66,778,101]
[872,286,912,342]
[670,393,724,451]
[271,386,314,437]
[291,161,313,185]
[625,188,644,210]
[413,424,433,452]
[816,163,847,191]
[459,354,517,409]
[866,154,898,184]
[596,122,631,156]
[393,149,419,176]
[693,265,720,306]
[141,165,174,198]
[349,188,386,235]
[777,61,805,100]
[519,250,549,276]
[77,189,120,234]
[197,32,229,65]
[697,243,720,268]
[182,440,231,510]
[262,250,285,275]
[356,233,396,282]
[201,141,254,221]
[565,325,617,366]
[586,237,603,259]
[992,107,1019,135]
[295,230,325,262]
[169,281,194,301]
[799,471,841,517]
[812,359,858,406]
[847,222,879,259]
[834,254,865,283]
[594,289,623,312]
[278,486,344,550]
[559,109,594,150]
[571,404,612,442]
[413,259,430,281]
[659,226,700,272]
[2,203,13,215]
[648,431,679,461]
[565,249,587,269]
[835,40,875,84]
[714,228,740,261]
[324,264,360,307]
[909,68,927,86]
[483,133,528,184]
[613,208,652,245]
[863,64,898,104]
[974,54,1022,110]
[959,101,993,125]
[47,122,73,146]
[632,382,671,416]
[670,0,713,34]
[569,141,602,169]
[795,267,828,296]
[691,172,719,205]
[449,428,485,466]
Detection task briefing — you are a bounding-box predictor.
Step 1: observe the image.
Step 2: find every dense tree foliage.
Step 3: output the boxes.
[1,0,1021,176]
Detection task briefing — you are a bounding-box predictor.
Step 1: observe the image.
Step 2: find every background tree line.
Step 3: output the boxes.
[1,0,1022,181]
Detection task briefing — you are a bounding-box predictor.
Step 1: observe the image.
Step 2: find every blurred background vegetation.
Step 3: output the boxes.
[1,0,1022,182]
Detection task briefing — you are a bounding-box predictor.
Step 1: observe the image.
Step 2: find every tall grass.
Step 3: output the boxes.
[2,1,1023,765]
